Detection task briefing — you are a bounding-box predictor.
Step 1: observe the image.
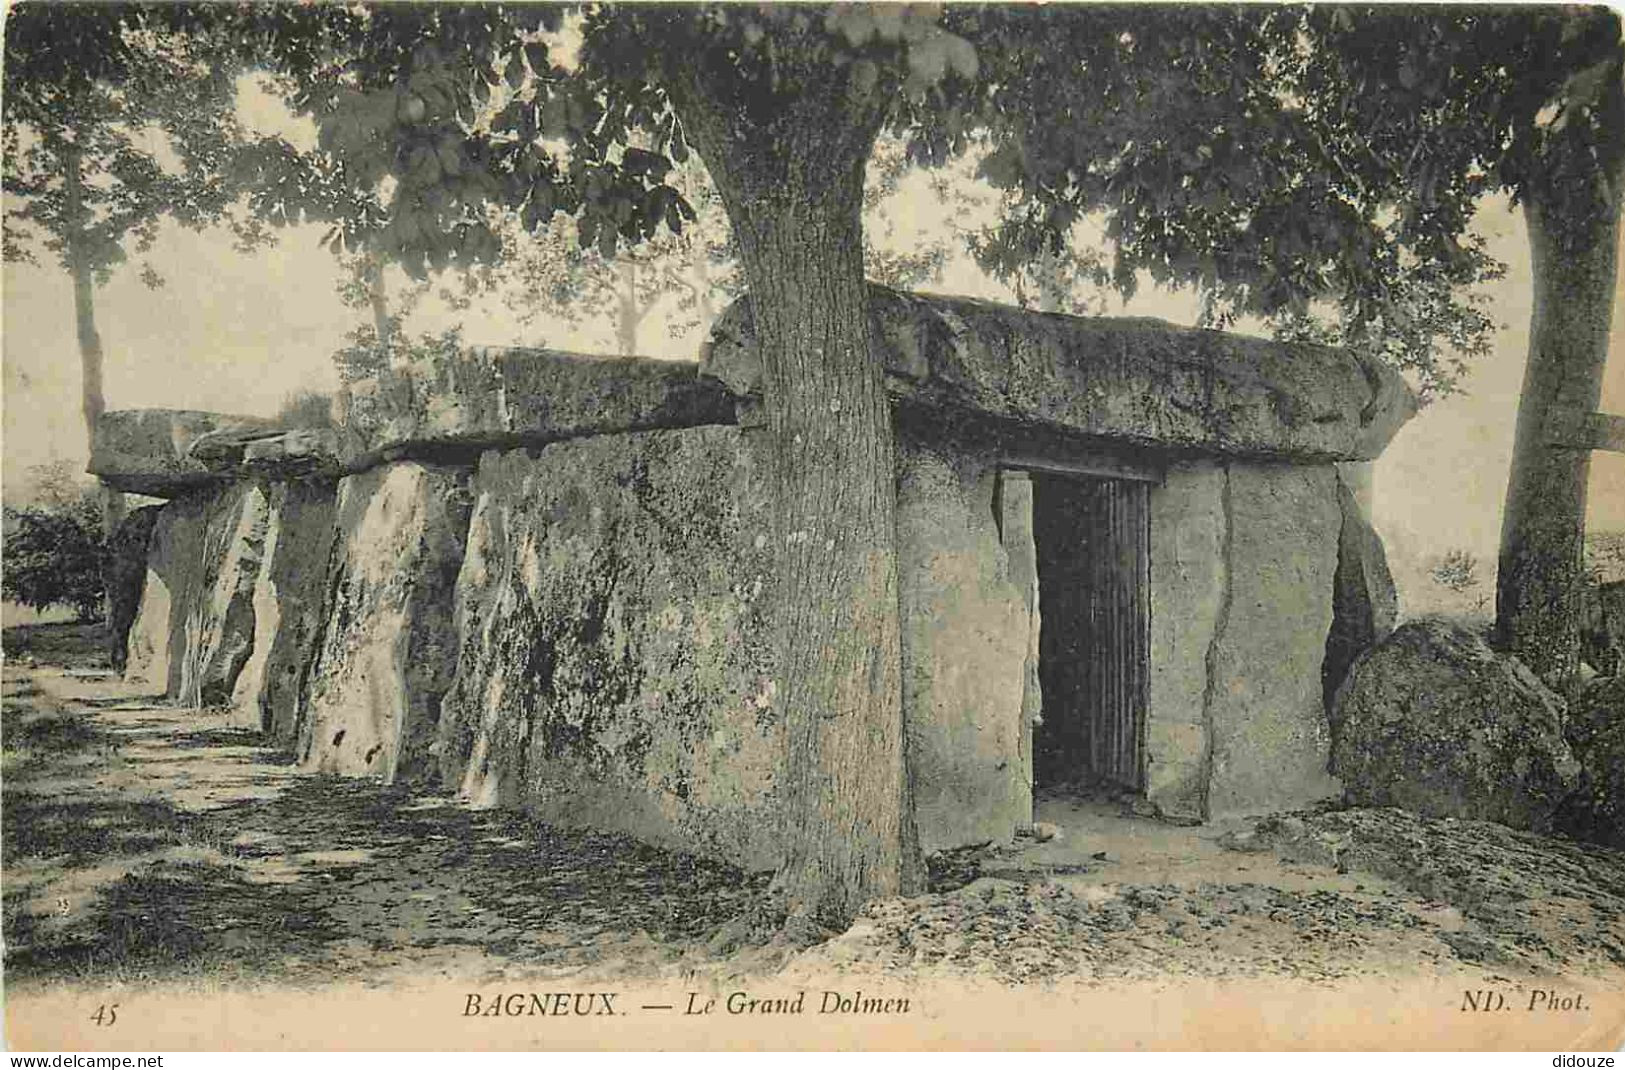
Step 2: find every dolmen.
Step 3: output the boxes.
[94,285,1416,869]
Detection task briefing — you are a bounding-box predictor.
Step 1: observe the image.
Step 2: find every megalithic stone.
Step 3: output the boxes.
[298,462,472,785]
[230,478,338,742]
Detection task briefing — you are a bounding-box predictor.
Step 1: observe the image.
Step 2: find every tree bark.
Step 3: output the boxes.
[665,59,922,928]
[367,253,392,349]
[63,144,105,444]
[1494,179,1622,688]
[62,141,126,543]
[615,258,642,356]
[1034,246,1065,314]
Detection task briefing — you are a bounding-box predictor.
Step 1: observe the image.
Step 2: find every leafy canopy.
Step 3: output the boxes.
[3,4,273,284]
[927,5,1624,394]
[134,4,1625,398]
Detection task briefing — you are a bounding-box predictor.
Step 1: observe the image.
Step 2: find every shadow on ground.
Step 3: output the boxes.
[6,776,773,987]
[3,624,773,989]
[2,621,109,668]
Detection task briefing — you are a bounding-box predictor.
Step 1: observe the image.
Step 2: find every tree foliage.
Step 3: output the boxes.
[3,6,270,288]
[462,154,738,355]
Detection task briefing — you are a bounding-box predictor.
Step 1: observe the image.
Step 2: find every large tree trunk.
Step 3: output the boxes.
[1494,179,1622,688]
[62,142,126,543]
[63,145,105,444]
[367,253,392,349]
[666,55,922,928]
[615,258,642,356]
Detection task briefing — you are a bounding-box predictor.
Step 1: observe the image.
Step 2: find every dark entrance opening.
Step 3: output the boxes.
[1030,471,1151,794]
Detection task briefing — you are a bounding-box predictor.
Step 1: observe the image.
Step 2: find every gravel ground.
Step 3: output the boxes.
[793,808,1625,985]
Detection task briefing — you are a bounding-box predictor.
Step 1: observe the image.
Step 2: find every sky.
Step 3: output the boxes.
[4,115,1623,616]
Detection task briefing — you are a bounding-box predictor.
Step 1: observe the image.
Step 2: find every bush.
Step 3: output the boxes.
[1429,548,1480,594]
[274,389,337,429]
[3,497,106,621]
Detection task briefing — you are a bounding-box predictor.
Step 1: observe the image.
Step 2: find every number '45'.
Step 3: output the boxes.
[91,1004,118,1027]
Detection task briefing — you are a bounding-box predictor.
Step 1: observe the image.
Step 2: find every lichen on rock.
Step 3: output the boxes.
[1557,674,1625,847]
[299,462,473,784]
[122,481,269,705]
[231,478,339,742]
[1331,620,1580,832]
[437,427,781,869]
[103,505,162,673]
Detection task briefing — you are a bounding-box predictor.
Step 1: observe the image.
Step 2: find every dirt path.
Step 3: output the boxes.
[3,636,771,990]
[5,622,1624,995]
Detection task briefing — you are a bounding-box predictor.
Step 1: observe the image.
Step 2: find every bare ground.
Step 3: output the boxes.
[5,621,1624,994]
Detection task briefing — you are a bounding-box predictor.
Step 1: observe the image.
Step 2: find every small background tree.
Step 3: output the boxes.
[3,10,274,537]
[2,460,106,622]
[1426,547,1492,621]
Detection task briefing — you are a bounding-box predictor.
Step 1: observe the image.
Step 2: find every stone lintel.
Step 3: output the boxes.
[339,345,738,468]
[91,409,288,498]
[705,285,1419,464]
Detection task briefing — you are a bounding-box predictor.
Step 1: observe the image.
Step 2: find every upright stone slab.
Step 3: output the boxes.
[300,462,472,784]
[123,482,267,702]
[177,481,271,706]
[341,346,736,467]
[707,286,1418,463]
[91,409,281,498]
[230,479,338,742]
[997,470,1041,822]
[1205,464,1343,815]
[897,442,1030,851]
[104,505,162,673]
[1145,462,1228,820]
[1323,470,1399,723]
[439,428,780,868]
[124,494,209,694]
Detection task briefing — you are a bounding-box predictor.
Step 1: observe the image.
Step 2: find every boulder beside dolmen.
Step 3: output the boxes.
[1331,620,1581,834]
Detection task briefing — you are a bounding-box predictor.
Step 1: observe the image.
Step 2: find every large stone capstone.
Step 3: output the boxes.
[340,346,738,468]
[704,286,1417,462]
[1331,621,1580,833]
[298,462,472,784]
[91,409,296,498]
